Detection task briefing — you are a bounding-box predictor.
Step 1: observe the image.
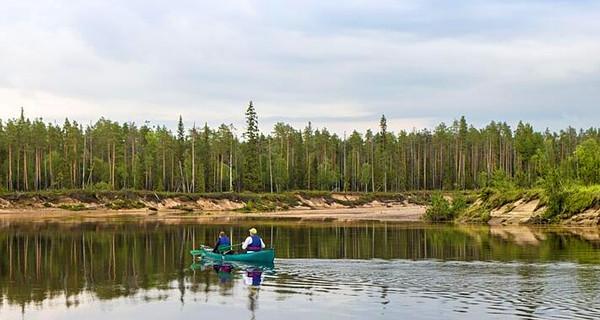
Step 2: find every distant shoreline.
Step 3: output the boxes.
[0,190,428,223]
[0,189,598,226]
[0,205,426,224]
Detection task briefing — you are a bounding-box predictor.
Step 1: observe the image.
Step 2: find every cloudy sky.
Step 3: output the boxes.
[1,0,599,133]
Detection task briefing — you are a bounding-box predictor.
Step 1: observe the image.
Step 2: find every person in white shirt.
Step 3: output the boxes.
[242,228,265,252]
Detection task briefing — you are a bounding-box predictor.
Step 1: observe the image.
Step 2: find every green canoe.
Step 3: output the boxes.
[190,247,275,263]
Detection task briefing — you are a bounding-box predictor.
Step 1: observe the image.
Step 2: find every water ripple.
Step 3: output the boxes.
[261,259,600,319]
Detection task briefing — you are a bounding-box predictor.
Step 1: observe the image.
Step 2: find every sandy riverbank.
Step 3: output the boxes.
[0,203,427,223]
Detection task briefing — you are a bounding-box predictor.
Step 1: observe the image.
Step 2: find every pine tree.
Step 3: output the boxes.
[176,116,187,191]
[379,114,388,192]
[242,101,261,192]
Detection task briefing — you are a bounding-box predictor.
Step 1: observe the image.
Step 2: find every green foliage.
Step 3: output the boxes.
[542,169,566,220]
[105,199,145,210]
[425,193,467,222]
[575,138,600,184]
[451,193,468,212]
[92,182,112,191]
[458,188,543,224]
[561,185,600,218]
[242,101,261,192]
[58,203,88,211]
[0,109,598,195]
[543,182,600,221]
[479,170,515,190]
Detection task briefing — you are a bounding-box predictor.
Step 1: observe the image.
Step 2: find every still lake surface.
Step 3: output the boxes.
[1,219,600,319]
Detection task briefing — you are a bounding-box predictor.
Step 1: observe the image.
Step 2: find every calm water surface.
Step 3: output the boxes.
[1,219,600,319]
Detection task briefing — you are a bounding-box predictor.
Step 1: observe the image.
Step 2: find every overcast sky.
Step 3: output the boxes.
[1,0,599,134]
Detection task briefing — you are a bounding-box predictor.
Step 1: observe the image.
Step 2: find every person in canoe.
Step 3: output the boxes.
[214,231,232,254]
[242,228,265,252]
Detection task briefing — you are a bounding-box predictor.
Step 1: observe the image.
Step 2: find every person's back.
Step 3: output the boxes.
[242,228,265,252]
[214,231,231,253]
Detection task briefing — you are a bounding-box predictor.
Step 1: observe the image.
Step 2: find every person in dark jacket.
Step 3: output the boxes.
[214,231,231,253]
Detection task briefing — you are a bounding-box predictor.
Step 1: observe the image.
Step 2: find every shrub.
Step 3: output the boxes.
[92,182,112,191]
[544,183,600,221]
[106,199,145,210]
[58,203,88,211]
[542,170,566,220]
[425,193,467,222]
[479,170,515,190]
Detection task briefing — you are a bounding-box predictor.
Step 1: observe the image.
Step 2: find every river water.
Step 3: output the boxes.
[1,220,600,319]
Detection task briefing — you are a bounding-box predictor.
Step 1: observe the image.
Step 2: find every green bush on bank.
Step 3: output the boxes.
[542,183,600,221]
[58,203,88,211]
[424,193,468,222]
[105,199,145,210]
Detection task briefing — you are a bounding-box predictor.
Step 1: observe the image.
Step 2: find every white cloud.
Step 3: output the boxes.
[0,0,599,133]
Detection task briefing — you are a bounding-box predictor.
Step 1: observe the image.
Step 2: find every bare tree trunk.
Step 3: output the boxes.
[423,144,427,190]
[286,137,290,190]
[36,149,40,190]
[370,139,375,192]
[44,149,48,189]
[23,148,29,191]
[123,139,127,188]
[132,137,136,188]
[306,140,310,190]
[219,154,223,192]
[179,161,187,193]
[229,140,233,192]
[87,138,94,186]
[8,144,12,190]
[162,148,166,190]
[191,131,195,193]
[73,142,77,188]
[170,153,174,191]
[82,136,87,189]
[49,147,53,188]
[112,143,116,188]
[16,147,20,190]
[343,133,347,192]
[269,140,273,193]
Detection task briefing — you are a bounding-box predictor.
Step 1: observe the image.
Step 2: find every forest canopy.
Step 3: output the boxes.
[0,104,598,193]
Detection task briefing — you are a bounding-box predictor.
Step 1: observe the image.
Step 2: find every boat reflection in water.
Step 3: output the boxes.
[243,267,264,286]
[190,258,274,286]
[214,263,234,283]
[190,257,273,318]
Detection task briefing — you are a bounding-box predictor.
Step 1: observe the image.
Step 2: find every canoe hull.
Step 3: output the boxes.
[190,248,275,263]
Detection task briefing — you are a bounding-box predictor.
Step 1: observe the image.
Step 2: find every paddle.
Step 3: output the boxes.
[216,243,242,253]
[200,243,242,249]
[226,243,243,249]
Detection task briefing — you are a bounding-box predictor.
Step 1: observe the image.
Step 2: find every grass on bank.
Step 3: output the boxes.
[58,203,89,211]
[541,184,600,221]
[454,182,600,224]
[455,188,543,223]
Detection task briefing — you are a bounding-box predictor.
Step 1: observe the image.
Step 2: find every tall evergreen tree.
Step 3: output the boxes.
[242,101,261,191]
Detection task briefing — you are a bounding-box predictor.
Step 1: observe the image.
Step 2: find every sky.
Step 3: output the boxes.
[1,0,599,134]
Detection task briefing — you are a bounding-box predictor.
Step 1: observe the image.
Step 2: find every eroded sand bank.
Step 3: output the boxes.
[0,204,426,223]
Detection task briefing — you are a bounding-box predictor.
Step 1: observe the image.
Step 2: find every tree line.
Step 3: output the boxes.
[0,103,598,193]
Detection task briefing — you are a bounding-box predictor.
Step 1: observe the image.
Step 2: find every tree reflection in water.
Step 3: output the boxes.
[1,220,600,310]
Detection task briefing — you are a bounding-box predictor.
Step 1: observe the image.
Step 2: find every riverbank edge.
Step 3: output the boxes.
[456,186,600,226]
[0,189,598,225]
[0,190,431,220]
